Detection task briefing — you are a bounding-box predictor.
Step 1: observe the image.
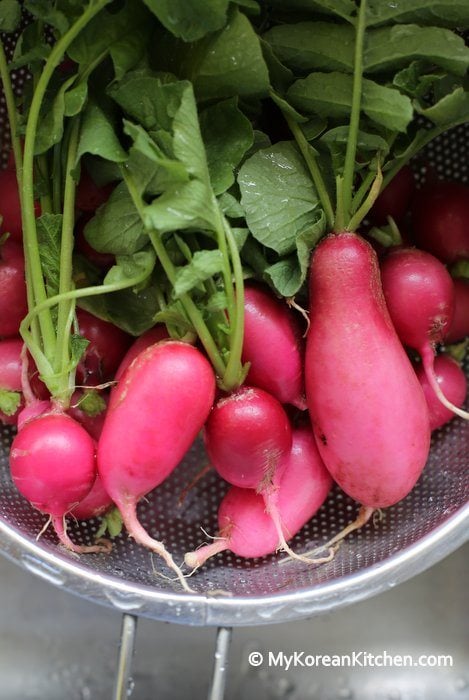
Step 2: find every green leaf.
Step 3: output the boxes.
[288,72,413,133]
[269,0,356,22]
[191,9,270,100]
[143,180,217,233]
[0,0,21,32]
[264,22,354,75]
[321,126,390,157]
[70,335,90,371]
[218,192,245,218]
[110,72,182,131]
[97,507,123,538]
[23,0,70,34]
[75,390,107,417]
[141,0,229,41]
[76,97,127,164]
[415,87,469,127]
[64,81,88,117]
[84,182,148,255]
[10,22,51,70]
[260,38,295,94]
[36,213,62,297]
[173,250,225,297]
[0,389,21,416]
[200,98,254,195]
[364,25,469,77]
[366,0,469,29]
[34,76,76,155]
[264,209,326,296]
[103,248,156,287]
[238,141,320,255]
[68,0,152,76]
[393,61,442,98]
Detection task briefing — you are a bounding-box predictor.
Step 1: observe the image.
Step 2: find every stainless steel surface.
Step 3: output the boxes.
[208,628,232,700]
[0,545,465,699]
[113,615,138,700]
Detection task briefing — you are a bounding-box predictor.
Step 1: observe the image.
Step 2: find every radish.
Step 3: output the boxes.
[411,181,469,263]
[445,278,469,343]
[70,474,113,520]
[68,389,108,440]
[76,308,132,385]
[97,340,216,591]
[0,239,28,338]
[0,338,24,425]
[305,233,431,540]
[380,247,469,421]
[242,283,306,408]
[185,425,333,567]
[76,170,114,213]
[0,169,23,242]
[414,354,467,431]
[368,165,415,226]
[203,387,321,562]
[9,412,110,553]
[114,325,169,381]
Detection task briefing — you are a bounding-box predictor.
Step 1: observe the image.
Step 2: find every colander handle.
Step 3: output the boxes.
[112,614,138,700]
[207,627,233,700]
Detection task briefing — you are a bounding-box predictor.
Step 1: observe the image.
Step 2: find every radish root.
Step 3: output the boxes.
[120,503,195,593]
[422,346,469,420]
[53,515,112,554]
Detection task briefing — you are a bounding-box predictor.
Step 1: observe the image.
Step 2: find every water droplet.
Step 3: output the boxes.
[127,678,135,697]
[455,677,468,691]
[104,590,143,612]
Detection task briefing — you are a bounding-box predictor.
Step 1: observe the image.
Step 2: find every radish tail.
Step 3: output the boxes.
[184,538,229,570]
[52,516,112,554]
[264,492,336,565]
[119,503,195,593]
[282,505,374,563]
[422,346,469,420]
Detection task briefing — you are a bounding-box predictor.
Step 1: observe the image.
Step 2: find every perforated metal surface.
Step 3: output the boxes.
[0,26,468,627]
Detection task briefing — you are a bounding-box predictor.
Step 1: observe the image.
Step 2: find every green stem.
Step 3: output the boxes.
[52,144,63,213]
[351,169,375,215]
[21,0,111,360]
[214,204,237,329]
[120,168,227,380]
[221,215,245,391]
[54,117,80,400]
[335,176,345,231]
[285,113,334,229]
[346,163,383,232]
[341,0,367,222]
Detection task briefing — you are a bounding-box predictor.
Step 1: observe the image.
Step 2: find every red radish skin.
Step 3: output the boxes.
[114,325,169,382]
[76,309,132,385]
[0,338,24,424]
[242,284,306,408]
[97,341,216,591]
[411,181,469,263]
[380,247,469,421]
[68,390,109,440]
[70,474,113,520]
[369,165,415,226]
[185,425,333,567]
[415,354,467,431]
[204,386,292,491]
[0,240,28,337]
[306,233,431,510]
[9,412,109,553]
[76,171,114,213]
[445,278,469,343]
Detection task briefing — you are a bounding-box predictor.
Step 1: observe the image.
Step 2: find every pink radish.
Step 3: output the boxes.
[380,247,469,421]
[68,390,109,440]
[445,278,469,343]
[114,325,169,381]
[203,387,323,562]
[0,338,24,424]
[0,239,28,338]
[305,233,430,525]
[414,354,467,430]
[70,474,113,520]
[97,340,216,591]
[9,412,109,553]
[242,284,306,408]
[369,165,415,226]
[76,309,132,385]
[185,425,333,567]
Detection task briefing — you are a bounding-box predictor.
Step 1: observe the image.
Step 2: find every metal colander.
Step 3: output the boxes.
[0,24,468,633]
